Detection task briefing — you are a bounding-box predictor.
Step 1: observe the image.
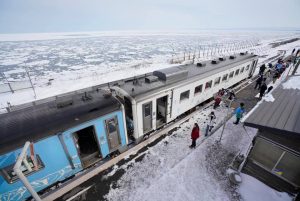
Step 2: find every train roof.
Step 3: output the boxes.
[117,53,258,100]
[0,90,120,155]
[244,76,300,138]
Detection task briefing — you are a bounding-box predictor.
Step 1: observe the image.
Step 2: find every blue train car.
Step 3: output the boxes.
[0,90,128,201]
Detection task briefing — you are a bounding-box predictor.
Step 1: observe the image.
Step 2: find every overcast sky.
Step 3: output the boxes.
[0,0,299,34]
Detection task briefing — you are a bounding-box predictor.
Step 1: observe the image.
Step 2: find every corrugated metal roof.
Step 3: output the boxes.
[244,77,300,136]
[0,90,120,155]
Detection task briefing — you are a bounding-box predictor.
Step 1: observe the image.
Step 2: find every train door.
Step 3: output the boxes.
[156,96,168,128]
[73,126,101,168]
[105,117,121,152]
[143,102,152,133]
[249,60,258,77]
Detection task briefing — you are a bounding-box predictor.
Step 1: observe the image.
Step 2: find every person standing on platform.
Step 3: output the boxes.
[254,75,263,90]
[259,82,268,99]
[233,103,245,125]
[190,123,200,148]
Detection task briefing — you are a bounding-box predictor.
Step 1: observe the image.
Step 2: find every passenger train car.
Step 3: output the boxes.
[0,90,128,201]
[113,52,258,141]
[0,52,258,201]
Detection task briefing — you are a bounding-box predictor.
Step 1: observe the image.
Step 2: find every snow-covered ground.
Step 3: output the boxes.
[102,105,293,201]
[0,31,300,109]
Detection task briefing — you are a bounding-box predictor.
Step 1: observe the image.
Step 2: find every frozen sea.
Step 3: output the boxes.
[0,30,299,108]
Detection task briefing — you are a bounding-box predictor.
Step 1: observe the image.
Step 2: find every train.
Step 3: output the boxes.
[0,52,258,201]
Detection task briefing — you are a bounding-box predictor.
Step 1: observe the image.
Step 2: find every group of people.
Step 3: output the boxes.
[214,88,236,109]
[255,58,289,99]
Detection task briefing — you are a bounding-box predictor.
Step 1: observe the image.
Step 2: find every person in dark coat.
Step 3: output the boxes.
[259,82,268,99]
[190,123,200,148]
[254,75,263,89]
[259,64,266,75]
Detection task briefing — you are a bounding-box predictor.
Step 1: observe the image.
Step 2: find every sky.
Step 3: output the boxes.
[0,0,299,34]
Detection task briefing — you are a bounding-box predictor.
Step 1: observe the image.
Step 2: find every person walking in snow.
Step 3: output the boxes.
[208,111,216,132]
[190,123,200,148]
[259,82,268,99]
[233,103,245,125]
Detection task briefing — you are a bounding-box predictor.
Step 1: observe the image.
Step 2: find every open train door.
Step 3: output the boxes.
[249,59,258,77]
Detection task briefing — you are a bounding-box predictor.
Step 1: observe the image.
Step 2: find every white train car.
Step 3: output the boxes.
[113,52,258,141]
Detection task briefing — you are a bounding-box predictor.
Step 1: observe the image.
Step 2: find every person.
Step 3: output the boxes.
[268,63,273,68]
[228,90,236,100]
[208,111,216,132]
[292,48,295,55]
[214,95,222,109]
[259,64,266,75]
[254,75,263,90]
[259,82,268,99]
[234,103,245,125]
[273,70,280,84]
[190,123,200,148]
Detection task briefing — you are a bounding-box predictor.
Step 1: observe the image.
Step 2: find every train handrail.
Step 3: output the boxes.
[13,141,42,201]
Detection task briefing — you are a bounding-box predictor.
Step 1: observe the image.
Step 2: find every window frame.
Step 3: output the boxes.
[235,69,240,76]
[222,74,228,81]
[214,77,221,85]
[229,71,234,78]
[180,90,190,102]
[205,80,213,90]
[194,84,203,95]
[0,155,45,184]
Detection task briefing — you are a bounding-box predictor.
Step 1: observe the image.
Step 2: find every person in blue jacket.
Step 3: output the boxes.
[234,102,245,125]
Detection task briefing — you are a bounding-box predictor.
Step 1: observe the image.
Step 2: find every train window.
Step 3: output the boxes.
[229,71,234,78]
[205,80,212,89]
[0,155,45,183]
[241,67,245,73]
[246,65,250,71]
[235,69,240,75]
[180,90,190,101]
[194,84,203,95]
[214,77,221,85]
[222,74,228,81]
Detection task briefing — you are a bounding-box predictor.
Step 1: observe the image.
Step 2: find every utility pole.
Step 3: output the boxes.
[218,99,234,142]
[25,67,37,99]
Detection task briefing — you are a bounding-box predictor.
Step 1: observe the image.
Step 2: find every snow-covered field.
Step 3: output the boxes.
[0,30,300,109]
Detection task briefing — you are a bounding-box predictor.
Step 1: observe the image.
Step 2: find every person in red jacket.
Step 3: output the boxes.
[190,123,200,148]
[214,95,222,109]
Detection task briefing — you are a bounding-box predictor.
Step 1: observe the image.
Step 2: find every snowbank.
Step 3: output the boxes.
[283,76,300,90]
[239,173,293,201]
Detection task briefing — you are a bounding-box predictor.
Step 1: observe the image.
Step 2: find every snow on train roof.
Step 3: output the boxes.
[244,75,300,138]
[0,90,120,155]
[118,53,257,100]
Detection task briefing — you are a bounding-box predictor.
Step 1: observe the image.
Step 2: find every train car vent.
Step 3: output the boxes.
[240,52,245,55]
[196,62,206,67]
[211,60,219,64]
[145,75,159,83]
[82,92,93,101]
[56,98,73,108]
[153,66,188,83]
[219,57,226,61]
[229,55,236,59]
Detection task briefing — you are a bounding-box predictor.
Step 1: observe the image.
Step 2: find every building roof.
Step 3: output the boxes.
[244,76,300,137]
[0,90,120,155]
[119,53,257,100]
